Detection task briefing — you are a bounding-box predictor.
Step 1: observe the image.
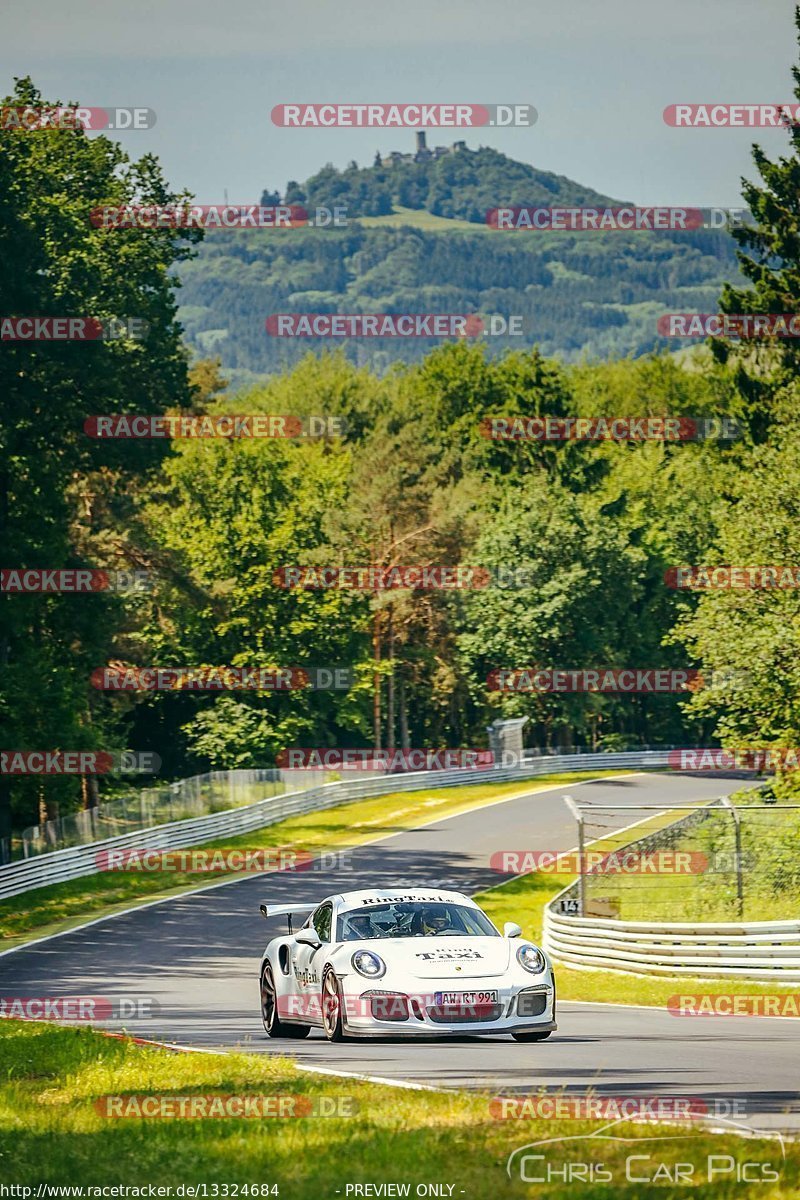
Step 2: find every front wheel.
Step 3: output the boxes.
[260,962,310,1038]
[321,968,347,1042]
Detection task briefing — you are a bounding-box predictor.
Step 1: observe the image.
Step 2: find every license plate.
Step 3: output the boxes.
[434,990,499,1006]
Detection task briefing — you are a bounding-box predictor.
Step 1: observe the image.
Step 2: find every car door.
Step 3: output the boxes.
[291,902,333,1020]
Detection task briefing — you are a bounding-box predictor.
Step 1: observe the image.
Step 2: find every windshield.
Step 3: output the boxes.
[337,901,499,941]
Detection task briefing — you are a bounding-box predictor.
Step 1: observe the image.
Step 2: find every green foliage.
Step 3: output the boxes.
[287,144,618,223]
[669,11,800,769]
[0,77,198,836]
[9,33,800,841]
[178,223,740,374]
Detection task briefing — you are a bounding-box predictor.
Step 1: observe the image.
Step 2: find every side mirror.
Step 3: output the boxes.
[503,921,523,938]
[295,929,322,949]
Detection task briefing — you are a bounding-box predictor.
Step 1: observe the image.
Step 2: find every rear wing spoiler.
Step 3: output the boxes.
[260,901,316,932]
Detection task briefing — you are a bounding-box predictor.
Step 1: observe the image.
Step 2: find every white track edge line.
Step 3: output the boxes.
[0,773,631,959]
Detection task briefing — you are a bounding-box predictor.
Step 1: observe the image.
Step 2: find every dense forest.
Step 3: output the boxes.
[275,142,619,221]
[180,222,740,377]
[3,61,800,844]
[179,142,741,377]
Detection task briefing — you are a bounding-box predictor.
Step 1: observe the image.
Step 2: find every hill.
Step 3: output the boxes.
[278,141,620,222]
[177,141,741,378]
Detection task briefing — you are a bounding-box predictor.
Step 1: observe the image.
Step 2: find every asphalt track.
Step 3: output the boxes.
[2,772,799,1134]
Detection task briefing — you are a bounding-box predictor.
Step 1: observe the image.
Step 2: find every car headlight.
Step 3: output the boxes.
[352,949,386,978]
[517,944,546,974]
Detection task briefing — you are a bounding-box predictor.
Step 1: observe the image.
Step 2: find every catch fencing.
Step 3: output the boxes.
[12,767,344,860]
[0,749,670,900]
[543,797,800,981]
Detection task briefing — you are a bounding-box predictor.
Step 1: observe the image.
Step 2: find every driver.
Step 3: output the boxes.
[346,913,375,940]
[419,904,453,935]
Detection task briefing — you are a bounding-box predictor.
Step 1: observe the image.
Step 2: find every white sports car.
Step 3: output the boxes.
[258,888,557,1042]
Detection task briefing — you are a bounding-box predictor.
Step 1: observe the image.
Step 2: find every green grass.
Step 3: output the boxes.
[8,773,793,1015]
[0,772,603,948]
[354,205,484,231]
[474,808,800,1010]
[0,1020,796,1196]
[539,799,800,924]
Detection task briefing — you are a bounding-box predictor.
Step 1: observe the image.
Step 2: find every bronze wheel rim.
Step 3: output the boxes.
[260,965,276,1028]
[322,972,339,1036]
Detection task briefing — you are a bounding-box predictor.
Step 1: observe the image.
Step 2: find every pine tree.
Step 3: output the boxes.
[712,5,800,435]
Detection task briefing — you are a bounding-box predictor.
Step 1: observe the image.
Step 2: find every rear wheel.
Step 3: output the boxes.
[321,968,347,1042]
[260,962,310,1038]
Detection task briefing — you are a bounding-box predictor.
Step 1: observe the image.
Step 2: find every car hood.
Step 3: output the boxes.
[367,937,515,979]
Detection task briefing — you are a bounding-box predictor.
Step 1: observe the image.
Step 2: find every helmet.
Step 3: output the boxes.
[420,904,451,933]
[348,913,374,938]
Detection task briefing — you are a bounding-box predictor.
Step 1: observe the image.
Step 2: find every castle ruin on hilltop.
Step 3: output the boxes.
[376,131,467,167]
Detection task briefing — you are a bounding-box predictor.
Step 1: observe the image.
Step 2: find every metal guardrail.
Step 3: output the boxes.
[543,905,800,982]
[12,767,340,860]
[542,797,800,981]
[0,749,671,900]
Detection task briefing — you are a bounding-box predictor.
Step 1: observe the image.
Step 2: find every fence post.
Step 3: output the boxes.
[721,797,744,919]
[562,794,586,915]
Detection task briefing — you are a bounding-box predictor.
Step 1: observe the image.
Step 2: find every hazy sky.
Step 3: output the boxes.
[2,0,797,206]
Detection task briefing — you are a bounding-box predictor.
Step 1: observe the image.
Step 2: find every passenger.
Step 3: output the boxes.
[346,913,375,940]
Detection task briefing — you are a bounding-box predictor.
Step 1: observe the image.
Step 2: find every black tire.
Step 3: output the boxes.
[321,968,347,1042]
[260,962,310,1038]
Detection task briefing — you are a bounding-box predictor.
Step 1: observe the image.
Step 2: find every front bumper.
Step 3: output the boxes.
[340,978,556,1038]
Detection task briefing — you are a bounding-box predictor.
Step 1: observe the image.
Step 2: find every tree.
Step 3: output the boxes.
[0,77,199,845]
[712,6,800,437]
[456,473,653,748]
[672,437,800,786]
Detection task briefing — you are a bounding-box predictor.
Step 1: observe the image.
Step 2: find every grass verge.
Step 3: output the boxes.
[584,799,800,923]
[475,807,800,1011]
[1,772,602,949]
[0,1019,796,1197]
